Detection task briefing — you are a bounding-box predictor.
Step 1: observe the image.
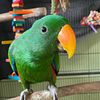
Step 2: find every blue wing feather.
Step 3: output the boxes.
[8,75,20,81]
[51,53,60,75]
[8,49,20,80]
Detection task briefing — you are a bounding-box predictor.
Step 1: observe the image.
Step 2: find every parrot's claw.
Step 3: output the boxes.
[20,89,28,100]
[20,89,33,100]
[48,85,58,100]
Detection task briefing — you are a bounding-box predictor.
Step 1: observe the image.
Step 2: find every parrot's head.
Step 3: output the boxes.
[30,15,76,58]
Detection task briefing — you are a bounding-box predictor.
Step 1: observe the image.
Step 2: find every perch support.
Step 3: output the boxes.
[0,7,47,22]
[8,81,100,100]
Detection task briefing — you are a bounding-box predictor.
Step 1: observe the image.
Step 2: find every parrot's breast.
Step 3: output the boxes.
[15,51,55,84]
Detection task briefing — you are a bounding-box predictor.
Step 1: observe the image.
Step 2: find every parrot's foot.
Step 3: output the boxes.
[48,85,58,100]
[20,89,33,100]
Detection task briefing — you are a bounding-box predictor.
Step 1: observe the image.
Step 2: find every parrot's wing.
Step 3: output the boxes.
[8,49,20,80]
[51,53,60,76]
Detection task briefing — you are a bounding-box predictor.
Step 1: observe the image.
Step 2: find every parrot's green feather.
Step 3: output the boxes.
[8,15,69,89]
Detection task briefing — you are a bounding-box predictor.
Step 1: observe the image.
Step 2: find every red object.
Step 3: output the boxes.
[93,16,97,20]
[55,9,59,14]
[12,3,23,7]
[80,17,87,26]
[13,16,23,20]
[13,0,23,4]
[9,10,32,14]
[11,72,16,76]
[13,27,24,32]
[5,59,10,62]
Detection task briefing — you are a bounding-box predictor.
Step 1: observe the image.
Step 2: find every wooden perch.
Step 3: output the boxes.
[8,81,100,100]
[0,7,47,22]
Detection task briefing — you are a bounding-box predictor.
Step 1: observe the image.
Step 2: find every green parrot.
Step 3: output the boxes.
[8,15,76,100]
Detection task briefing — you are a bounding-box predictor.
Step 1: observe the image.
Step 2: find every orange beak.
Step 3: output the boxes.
[58,24,76,59]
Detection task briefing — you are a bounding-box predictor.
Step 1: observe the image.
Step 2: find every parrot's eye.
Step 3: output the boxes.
[41,26,48,34]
